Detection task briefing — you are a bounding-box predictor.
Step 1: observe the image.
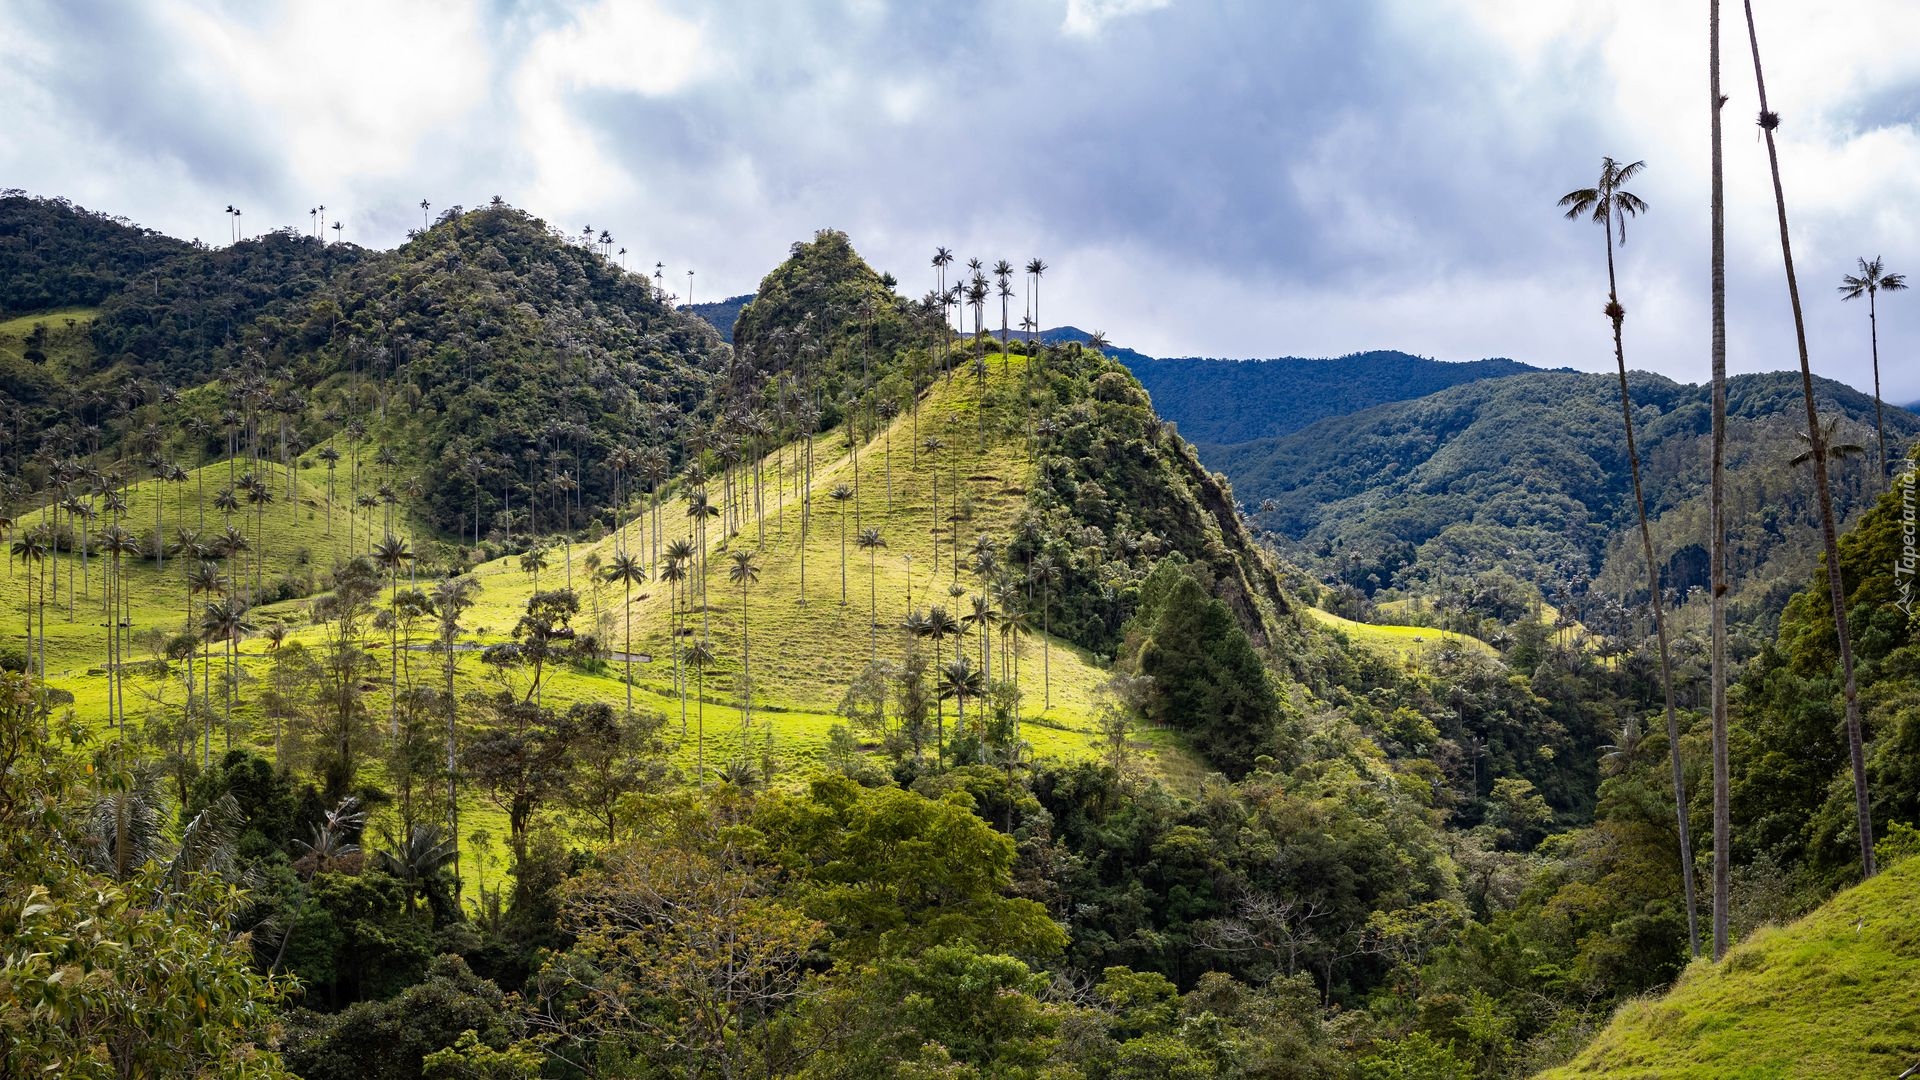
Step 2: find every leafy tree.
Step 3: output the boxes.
[560,701,664,842]
[755,774,1068,963]
[1133,572,1285,777]
[0,673,293,1076]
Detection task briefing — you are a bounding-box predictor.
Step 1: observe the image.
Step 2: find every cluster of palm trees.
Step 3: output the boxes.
[928,250,1049,377]
[1563,0,1907,963]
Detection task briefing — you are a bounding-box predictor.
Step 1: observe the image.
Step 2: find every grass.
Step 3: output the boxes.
[1305,607,1494,663]
[1541,855,1920,1078]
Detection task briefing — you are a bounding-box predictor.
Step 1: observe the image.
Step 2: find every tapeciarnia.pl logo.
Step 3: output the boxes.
[1896,462,1917,620]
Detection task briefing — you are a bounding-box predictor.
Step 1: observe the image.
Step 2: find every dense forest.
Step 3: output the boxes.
[1122,350,1542,447]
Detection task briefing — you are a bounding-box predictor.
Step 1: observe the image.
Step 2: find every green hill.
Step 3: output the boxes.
[0,191,192,315]
[1540,854,1920,1078]
[1215,369,1918,628]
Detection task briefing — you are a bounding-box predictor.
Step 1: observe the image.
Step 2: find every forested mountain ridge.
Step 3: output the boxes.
[686,292,752,340]
[0,191,194,314]
[0,198,730,536]
[1120,349,1544,446]
[1217,368,1917,627]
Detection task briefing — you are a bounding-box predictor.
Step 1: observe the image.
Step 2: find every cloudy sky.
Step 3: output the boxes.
[4,0,1917,399]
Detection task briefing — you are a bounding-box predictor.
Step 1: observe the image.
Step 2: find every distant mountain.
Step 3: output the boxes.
[1215,368,1918,626]
[1118,350,1544,446]
[686,292,752,341]
[1032,330,1543,446]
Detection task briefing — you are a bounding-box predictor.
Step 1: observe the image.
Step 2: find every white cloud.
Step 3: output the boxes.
[509,0,710,218]
[1061,0,1172,38]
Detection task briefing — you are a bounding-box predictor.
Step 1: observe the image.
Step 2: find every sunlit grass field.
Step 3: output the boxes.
[1306,607,1495,663]
[6,350,1197,898]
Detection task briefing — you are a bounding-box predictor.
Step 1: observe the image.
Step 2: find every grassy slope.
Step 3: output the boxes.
[464,349,1127,752]
[1541,855,1920,1078]
[9,354,1165,896]
[9,351,1179,797]
[1305,607,1494,662]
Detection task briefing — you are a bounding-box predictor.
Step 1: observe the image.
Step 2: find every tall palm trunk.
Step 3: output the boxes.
[1606,198,1705,965]
[623,578,634,719]
[1709,0,1733,960]
[1743,0,1875,879]
[1868,287,1887,489]
[740,582,751,733]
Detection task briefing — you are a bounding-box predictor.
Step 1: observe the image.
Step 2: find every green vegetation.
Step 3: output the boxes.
[1542,853,1920,1077]
[4,180,1918,1078]
[0,191,192,314]
[1216,370,1915,634]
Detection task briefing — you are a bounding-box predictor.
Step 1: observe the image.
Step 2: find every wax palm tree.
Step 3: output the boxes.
[319,445,340,535]
[373,535,414,735]
[662,541,693,733]
[964,593,999,679]
[938,657,985,743]
[1788,418,1865,469]
[428,574,479,896]
[1026,258,1048,351]
[100,524,140,732]
[1708,0,1731,955]
[519,545,548,592]
[604,553,646,719]
[686,488,719,631]
[199,597,255,757]
[216,525,249,605]
[684,639,716,784]
[376,825,455,913]
[1838,257,1907,487]
[1029,553,1058,711]
[828,483,855,604]
[420,198,431,228]
[858,527,886,660]
[933,248,954,370]
[11,526,49,718]
[1559,156,1697,947]
[728,550,760,733]
[924,605,960,759]
[1744,0,1875,880]
[923,436,944,574]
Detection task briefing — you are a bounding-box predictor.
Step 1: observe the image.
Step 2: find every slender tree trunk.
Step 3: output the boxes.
[1744,0,1874,879]
[1710,0,1733,960]
[740,583,751,732]
[1869,291,1887,489]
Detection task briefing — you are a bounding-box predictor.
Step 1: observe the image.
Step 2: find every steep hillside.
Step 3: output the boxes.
[1121,349,1541,446]
[1219,370,1918,625]
[0,191,192,315]
[10,202,730,539]
[1541,854,1920,1078]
